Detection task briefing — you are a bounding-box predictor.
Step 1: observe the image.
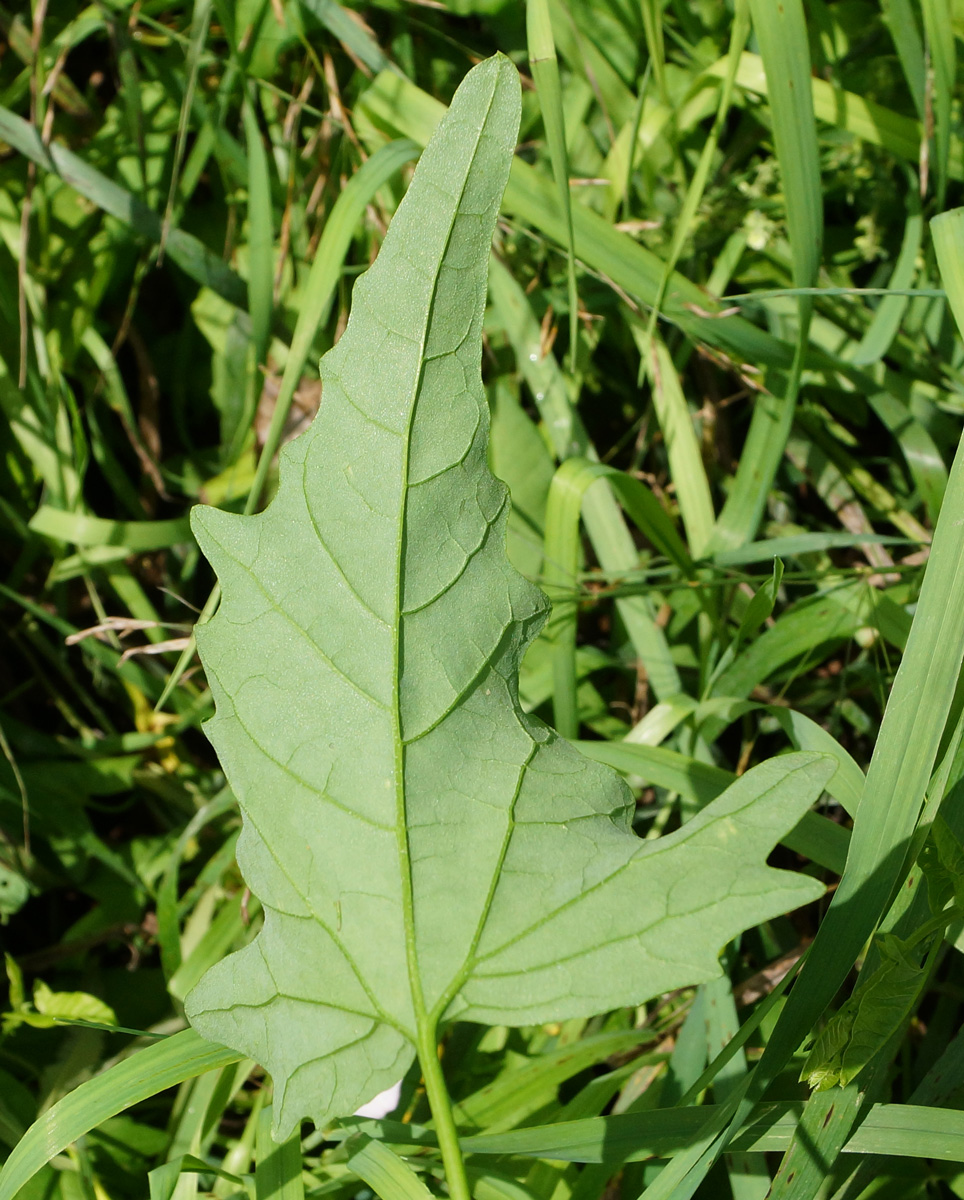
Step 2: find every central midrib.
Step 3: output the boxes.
[391,71,502,1048]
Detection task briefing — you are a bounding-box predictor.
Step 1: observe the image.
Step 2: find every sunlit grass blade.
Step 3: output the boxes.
[933,208,964,332]
[0,1030,241,1200]
[451,1101,964,1164]
[865,385,946,524]
[640,0,748,341]
[711,0,822,550]
[488,264,688,717]
[744,0,823,293]
[453,1030,659,1133]
[244,137,418,517]
[706,589,862,709]
[702,967,769,1200]
[149,1154,252,1200]
[852,201,922,365]
[29,507,191,551]
[639,0,668,105]
[711,52,963,178]
[766,1084,863,1199]
[881,0,926,122]
[527,0,578,372]
[345,1136,433,1200]
[357,72,794,371]
[255,1107,304,1200]
[160,0,213,255]
[543,457,687,732]
[636,332,715,557]
[239,90,275,443]
[710,532,906,566]
[298,0,389,74]
[487,256,588,460]
[544,0,635,127]
[920,0,955,204]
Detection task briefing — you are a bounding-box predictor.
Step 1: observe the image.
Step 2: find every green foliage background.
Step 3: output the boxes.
[4,0,964,1197]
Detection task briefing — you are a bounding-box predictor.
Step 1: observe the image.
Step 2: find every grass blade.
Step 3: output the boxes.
[240,90,275,421]
[298,0,389,74]
[357,72,794,371]
[638,333,715,558]
[450,1101,964,1163]
[852,201,923,365]
[920,0,955,204]
[0,1030,241,1200]
[881,0,926,122]
[244,137,418,517]
[527,0,578,372]
[159,0,213,255]
[255,1107,304,1200]
[711,0,822,550]
[766,1083,864,1199]
[345,1136,433,1200]
[543,458,685,732]
[29,507,191,551]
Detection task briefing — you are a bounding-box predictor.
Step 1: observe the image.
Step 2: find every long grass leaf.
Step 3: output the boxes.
[0,1031,241,1200]
[711,0,822,550]
[852,201,923,365]
[881,0,926,121]
[298,0,389,74]
[543,458,686,732]
[920,0,955,204]
[242,92,275,380]
[711,52,963,178]
[450,1101,964,1163]
[255,1108,304,1200]
[487,267,686,715]
[160,0,213,254]
[638,333,715,557]
[345,1136,433,1200]
[527,0,578,372]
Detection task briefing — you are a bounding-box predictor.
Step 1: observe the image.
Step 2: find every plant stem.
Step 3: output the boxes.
[416,1025,470,1200]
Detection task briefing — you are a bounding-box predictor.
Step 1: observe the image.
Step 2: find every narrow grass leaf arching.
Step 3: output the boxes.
[185,54,830,1176]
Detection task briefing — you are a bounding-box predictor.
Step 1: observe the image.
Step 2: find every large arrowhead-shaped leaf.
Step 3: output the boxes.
[186,54,829,1138]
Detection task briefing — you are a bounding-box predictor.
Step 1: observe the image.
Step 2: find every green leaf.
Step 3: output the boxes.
[30,982,116,1027]
[184,54,829,1146]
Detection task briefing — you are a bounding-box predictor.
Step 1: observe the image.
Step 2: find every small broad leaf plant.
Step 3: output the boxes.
[188,53,831,1199]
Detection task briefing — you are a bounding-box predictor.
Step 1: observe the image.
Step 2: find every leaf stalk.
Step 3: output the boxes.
[416,1025,470,1200]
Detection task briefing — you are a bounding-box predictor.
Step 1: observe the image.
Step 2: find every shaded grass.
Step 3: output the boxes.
[1,3,964,1199]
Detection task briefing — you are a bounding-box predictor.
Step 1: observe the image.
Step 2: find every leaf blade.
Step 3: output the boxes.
[186,54,829,1150]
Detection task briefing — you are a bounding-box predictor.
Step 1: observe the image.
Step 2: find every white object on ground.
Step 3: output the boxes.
[353,1081,402,1119]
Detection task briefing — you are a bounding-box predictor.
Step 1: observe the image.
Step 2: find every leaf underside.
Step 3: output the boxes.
[187,54,829,1138]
